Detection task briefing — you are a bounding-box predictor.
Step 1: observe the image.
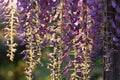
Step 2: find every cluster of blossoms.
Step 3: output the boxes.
[0,0,120,80]
[61,0,92,80]
[17,0,42,79]
[110,0,120,50]
[0,0,18,61]
[103,0,120,72]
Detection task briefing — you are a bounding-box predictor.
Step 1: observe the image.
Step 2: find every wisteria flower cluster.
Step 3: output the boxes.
[0,0,18,61]
[103,0,120,72]
[0,0,120,80]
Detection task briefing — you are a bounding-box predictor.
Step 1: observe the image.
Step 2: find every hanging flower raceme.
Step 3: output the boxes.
[0,0,18,61]
[87,0,104,58]
[17,0,45,80]
[110,0,120,48]
[44,0,66,80]
[103,0,120,71]
[60,0,93,80]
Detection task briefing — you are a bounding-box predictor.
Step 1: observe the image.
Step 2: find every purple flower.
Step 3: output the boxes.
[18,36,26,41]
[116,6,120,13]
[87,0,95,6]
[116,28,120,34]
[113,36,119,42]
[20,50,27,55]
[115,43,120,47]
[39,13,50,24]
[75,36,82,43]
[62,68,69,74]
[115,14,120,22]
[62,54,70,60]
[90,9,97,17]
[0,13,5,19]
[68,32,75,39]
[110,19,117,29]
[103,17,107,23]
[51,0,60,6]
[66,76,71,80]
[70,5,78,12]
[39,0,48,9]
[111,0,117,8]
[67,0,72,3]
[23,56,28,61]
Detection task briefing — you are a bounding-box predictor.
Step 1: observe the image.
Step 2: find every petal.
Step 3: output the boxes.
[113,36,119,42]
[110,19,117,28]
[111,0,117,8]
[116,6,120,13]
[115,14,120,22]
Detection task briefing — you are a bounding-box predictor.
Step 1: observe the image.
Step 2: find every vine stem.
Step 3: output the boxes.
[57,0,64,79]
[7,0,17,61]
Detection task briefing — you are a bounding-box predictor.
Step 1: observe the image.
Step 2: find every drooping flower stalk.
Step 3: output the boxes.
[61,0,93,80]
[47,0,64,80]
[17,0,44,79]
[103,0,112,72]
[103,0,120,72]
[62,0,105,79]
[109,0,120,51]
[0,0,18,61]
[72,1,92,80]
